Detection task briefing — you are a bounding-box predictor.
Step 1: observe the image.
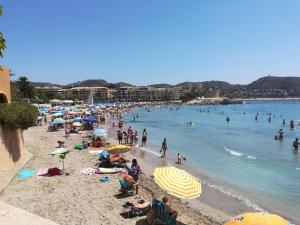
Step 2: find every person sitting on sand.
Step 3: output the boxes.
[128,159,141,181]
[57,140,65,148]
[123,174,139,194]
[162,196,178,219]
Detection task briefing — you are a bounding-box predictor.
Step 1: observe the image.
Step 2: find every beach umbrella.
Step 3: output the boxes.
[153,166,201,199]
[83,116,97,122]
[107,145,131,154]
[92,128,107,137]
[74,117,82,122]
[53,112,64,117]
[53,118,65,123]
[51,121,63,125]
[73,122,82,127]
[224,212,292,225]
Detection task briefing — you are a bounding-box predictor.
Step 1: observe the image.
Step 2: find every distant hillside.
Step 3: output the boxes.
[28,76,300,97]
[65,79,108,88]
[31,82,62,88]
[247,76,300,95]
[64,79,132,88]
[149,83,174,88]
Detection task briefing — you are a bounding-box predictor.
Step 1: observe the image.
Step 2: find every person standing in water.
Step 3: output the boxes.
[293,138,300,151]
[226,117,230,122]
[141,129,147,147]
[160,138,168,158]
[283,119,286,126]
[290,120,295,129]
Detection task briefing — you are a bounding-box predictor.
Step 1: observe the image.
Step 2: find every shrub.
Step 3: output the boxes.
[0,101,38,129]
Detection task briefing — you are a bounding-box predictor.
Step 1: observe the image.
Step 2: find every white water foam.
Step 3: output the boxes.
[133,145,162,158]
[247,155,257,160]
[224,147,256,160]
[224,147,243,157]
[199,178,265,212]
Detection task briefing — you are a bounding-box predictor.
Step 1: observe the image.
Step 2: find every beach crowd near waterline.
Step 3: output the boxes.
[0,101,297,225]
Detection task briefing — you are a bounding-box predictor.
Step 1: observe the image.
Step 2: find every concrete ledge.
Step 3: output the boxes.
[0,150,32,193]
[0,201,59,225]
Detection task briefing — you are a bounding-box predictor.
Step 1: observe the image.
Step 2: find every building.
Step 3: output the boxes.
[0,67,29,191]
[63,87,109,102]
[0,67,11,103]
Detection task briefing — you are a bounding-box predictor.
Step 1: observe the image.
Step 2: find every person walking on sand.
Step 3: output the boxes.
[117,129,123,144]
[160,138,168,158]
[141,129,147,147]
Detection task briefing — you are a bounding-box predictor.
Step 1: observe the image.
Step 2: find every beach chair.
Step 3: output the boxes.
[151,199,176,225]
[119,179,134,197]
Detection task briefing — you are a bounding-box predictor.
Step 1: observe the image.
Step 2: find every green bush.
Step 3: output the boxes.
[0,101,38,129]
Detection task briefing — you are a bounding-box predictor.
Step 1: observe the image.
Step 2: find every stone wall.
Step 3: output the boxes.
[0,67,11,103]
[0,67,31,191]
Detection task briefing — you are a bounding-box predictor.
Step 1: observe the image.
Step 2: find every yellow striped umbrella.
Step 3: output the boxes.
[153,166,201,199]
[107,145,131,154]
[224,212,292,225]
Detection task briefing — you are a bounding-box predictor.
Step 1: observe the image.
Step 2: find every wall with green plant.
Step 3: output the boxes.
[0,101,38,129]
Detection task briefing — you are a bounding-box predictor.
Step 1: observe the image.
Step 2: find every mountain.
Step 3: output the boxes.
[64,79,132,88]
[149,83,174,88]
[31,82,62,88]
[247,76,300,95]
[28,76,300,97]
[64,79,108,88]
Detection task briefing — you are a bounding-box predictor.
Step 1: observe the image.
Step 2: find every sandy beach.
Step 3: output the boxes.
[0,118,253,225]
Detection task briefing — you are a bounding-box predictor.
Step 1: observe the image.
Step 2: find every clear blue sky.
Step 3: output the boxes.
[1,0,300,85]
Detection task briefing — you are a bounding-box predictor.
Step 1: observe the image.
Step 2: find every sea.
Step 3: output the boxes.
[123,100,300,222]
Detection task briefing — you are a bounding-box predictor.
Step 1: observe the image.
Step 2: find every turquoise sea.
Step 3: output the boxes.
[124,101,300,222]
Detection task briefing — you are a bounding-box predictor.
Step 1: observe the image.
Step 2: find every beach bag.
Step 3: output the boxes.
[74,144,84,150]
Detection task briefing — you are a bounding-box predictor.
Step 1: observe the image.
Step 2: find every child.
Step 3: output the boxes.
[177,153,186,164]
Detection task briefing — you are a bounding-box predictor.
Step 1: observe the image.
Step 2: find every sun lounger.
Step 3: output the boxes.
[151,199,176,225]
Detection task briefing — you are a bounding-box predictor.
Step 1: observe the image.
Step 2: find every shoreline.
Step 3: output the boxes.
[107,120,256,218]
[0,120,225,225]
[118,108,299,225]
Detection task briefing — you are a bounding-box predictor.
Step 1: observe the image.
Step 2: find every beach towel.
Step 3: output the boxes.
[74,144,84,150]
[37,168,49,176]
[99,176,110,182]
[17,169,36,178]
[80,168,96,175]
[88,150,103,156]
[48,167,61,176]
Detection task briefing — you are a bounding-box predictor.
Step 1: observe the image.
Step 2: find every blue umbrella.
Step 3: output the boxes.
[51,121,62,125]
[53,112,64,117]
[93,128,107,137]
[83,117,97,122]
[74,117,82,122]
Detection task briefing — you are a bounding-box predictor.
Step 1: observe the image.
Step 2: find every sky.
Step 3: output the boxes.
[1,0,300,85]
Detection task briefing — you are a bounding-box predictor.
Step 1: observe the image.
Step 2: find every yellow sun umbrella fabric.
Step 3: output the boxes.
[153,166,201,199]
[224,212,292,225]
[107,145,131,154]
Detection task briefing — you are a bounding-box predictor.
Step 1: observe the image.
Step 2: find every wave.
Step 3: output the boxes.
[224,147,256,160]
[133,145,162,157]
[224,147,243,157]
[199,178,265,212]
[247,155,257,160]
